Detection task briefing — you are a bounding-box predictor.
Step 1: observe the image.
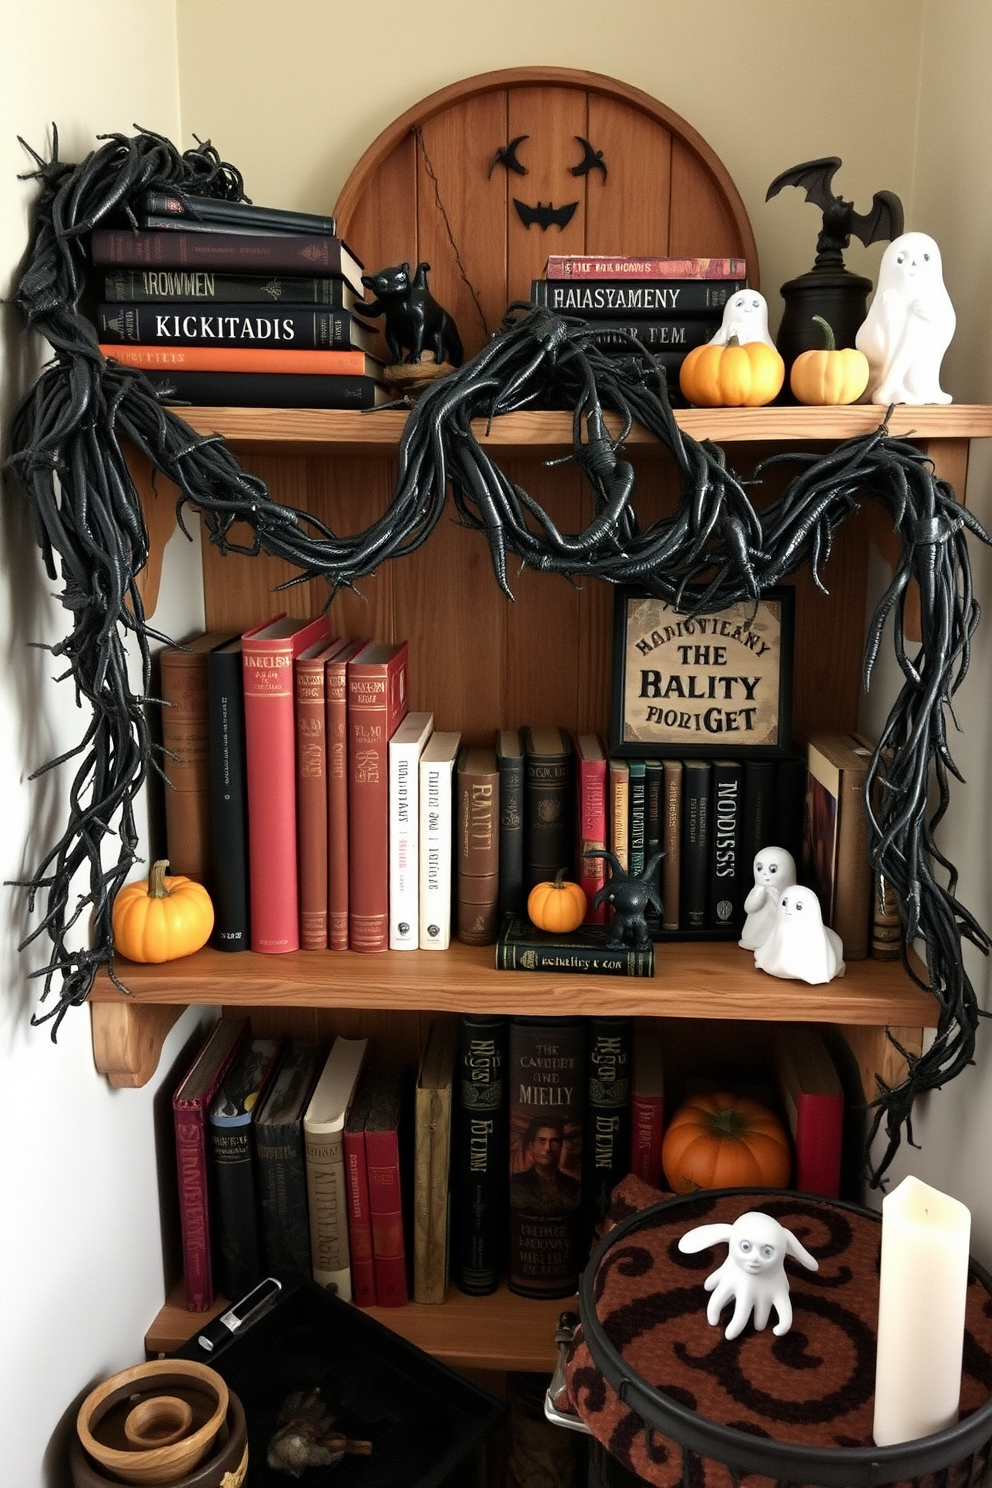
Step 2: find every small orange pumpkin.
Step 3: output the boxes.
[112,860,214,963]
[789,315,870,405]
[527,869,587,933]
[661,1090,791,1192]
[679,333,785,408]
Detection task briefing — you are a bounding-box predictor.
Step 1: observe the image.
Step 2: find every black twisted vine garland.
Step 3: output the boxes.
[5,128,990,1185]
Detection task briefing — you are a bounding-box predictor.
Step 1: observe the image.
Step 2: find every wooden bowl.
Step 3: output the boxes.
[70,1390,247,1488]
[76,1360,228,1486]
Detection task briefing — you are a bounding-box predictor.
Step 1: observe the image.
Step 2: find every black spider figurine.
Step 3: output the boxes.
[585,849,664,951]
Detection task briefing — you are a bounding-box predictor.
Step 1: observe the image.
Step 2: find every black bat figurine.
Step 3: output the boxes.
[766,156,904,270]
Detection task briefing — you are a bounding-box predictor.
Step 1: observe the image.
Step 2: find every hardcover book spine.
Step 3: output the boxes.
[366,1119,409,1307]
[413,1022,457,1305]
[90,227,362,282]
[388,714,433,950]
[741,759,776,886]
[661,760,683,930]
[137,190,337,235]
[348,645,410,952]
[304,1126,352,1297]
[496,730,525,921]
[583,321,719,352]
[709,758,743,932]
[681,760,712,930]
[495,921,654,977]
[295,655,330,950]
[256,1117,312,1280]
[211,1121,263,1301]
[326,643,360,951]
[775,749,808,873]
[608,758,630,872]
[159,637,224,881]
[207,645,250,951]
[577,744,608,924]
[144,370,385,409]
[104,270,359,306]
[583,1016,633,1244]
[96,303,370,351]
[833,764,872,963]
[644,759,664,934]
[453,1014,508,1296]
[544,254,747,280]
[530,277,745,314]
[420,742,458,951]
[630,1030,665,1188]
[456,749,500,945]
[342,1119,375,1308]
[627,760,647,880]
[523,729,574,892]
[100,343,376,375]
[508,1017,585,1299]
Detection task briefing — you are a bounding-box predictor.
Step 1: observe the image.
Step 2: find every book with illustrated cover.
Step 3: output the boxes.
[576,733,608,924]
[295,638,348,951]
[255,1040,327,1279]
[207,639,250,951]
[508,1016,585,1299]
[209,1035,282,1301]
[303,1036,369,1297]
[803,732,874,960]
[104,268,369,308]
[172,1016,250,1311]
[347,641,410,952]
[90,227,366,295]
[583,1015,633,1244]
[389,711,434,950]
[456,746,500,945]
[419,731,461,950]
[496,729,525,921]
[523,727,574,893]
[96,303,376,353]
[545,254,747,280]
[413,1019,458,1304]
[530,277,746,314]
[452,1013,508,1297]
[159,629,238,882]
[496,916,655,977]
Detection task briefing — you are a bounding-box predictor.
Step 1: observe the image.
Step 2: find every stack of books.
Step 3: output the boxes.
[89,190,387,408]
[530,253,748,390]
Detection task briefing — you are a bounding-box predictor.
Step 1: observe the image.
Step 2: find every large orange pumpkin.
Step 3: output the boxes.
[661,1090,791,1192]
[679,334,785,408]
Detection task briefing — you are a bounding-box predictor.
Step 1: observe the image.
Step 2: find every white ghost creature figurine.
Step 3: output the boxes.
[754,884,845,984]
[709,289,777,348]
[739,846,797,951]
[855,231,955,405]
[679,1210,819,1340]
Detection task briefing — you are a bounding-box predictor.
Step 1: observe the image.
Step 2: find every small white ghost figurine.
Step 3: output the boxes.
[754,884,845,984]
[855,231,955,405]
[739,846,797,951]
[709,289,777,348]
[679,1210,818,1340]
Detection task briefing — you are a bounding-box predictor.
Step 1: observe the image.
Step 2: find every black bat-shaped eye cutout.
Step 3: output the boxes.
[514,199,578,230]
[488,135,529,178]
[571,136,607,180]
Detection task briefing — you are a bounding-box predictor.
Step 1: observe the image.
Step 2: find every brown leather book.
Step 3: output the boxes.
[159,630,238,881]
[804,732,874,960]
[456,746,500,945]
[347,641,410,952]
[294,638,347,951]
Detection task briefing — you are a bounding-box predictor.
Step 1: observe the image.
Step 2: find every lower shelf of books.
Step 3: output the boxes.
[147,1279,564,1373]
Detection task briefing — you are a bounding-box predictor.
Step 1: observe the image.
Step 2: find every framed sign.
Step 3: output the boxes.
[610,587,794,757]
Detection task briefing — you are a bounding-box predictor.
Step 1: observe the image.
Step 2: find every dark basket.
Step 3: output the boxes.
[577,1189,992,1488]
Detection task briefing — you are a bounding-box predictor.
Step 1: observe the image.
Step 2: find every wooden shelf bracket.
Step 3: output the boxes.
[90,1001,184,1089]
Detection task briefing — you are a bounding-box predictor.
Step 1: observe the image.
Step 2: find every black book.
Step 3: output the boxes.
[103,269,370,309]
[530,277,746,315]
[496,916,654,977]
[136,191,338,236]
[775,748,808,871]
[508,1016,585,1299]
[582,1015,633,1246]
[146,370,390,409]
[708,757,744,932]
[627,759,647,880]
[452,1014,509,1296]
[522,727,574,893]
[741,759,777,887]
[95,302,376,353]
[583,321,719,353]
[207,639,250,951]
[496,729,525,921]
[209,1036,282,1300]
[254,1040,327,1280]
[681,759,712,930]
[90,227,365,295]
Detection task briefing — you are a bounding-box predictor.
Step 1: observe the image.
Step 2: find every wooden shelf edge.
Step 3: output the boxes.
[146,1279,563,1372]
[90,1001,184,1088]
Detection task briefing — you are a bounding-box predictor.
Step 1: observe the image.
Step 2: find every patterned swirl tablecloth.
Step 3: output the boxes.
[565,1178,992,1488]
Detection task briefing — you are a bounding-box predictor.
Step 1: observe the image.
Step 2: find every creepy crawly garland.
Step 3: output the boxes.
[6,129,990,1184]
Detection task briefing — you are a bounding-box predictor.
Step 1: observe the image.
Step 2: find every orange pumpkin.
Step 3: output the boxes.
[661,1090,791,1192]
[527,869,587,933]
[112,860,214,963]
[789,315,870,405]
[679,334,785,408]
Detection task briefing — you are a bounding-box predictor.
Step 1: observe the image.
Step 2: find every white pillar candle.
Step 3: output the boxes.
[873,1175,971,1447]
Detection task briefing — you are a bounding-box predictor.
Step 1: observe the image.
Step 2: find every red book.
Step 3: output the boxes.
[325,640,363,950]
[630,1028,665,1188]
[347,641,410,952]
[343,1070,376,1308]
[171,1017,250,1310]
[575,733,608,924]
[544,254,747,280]
[100,343,381,377]
[242,613,331,953]
[774,1027,845,1198]
[295,638,347,951]
[364,1070,410,1306]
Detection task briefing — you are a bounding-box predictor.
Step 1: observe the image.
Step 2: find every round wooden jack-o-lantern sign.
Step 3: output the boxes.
[334,66,758,362]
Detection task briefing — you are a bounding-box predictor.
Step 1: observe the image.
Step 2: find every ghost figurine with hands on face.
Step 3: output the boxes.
[709,289,777,348]
[754,883,845,984]
[739,846,796,951]
[856,231,955,405]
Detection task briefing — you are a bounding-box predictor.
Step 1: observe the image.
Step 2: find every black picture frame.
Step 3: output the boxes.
[610,587,794,758]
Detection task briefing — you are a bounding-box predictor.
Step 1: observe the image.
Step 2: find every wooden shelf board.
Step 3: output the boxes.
[92,940,937,1026]
[170,403,992,456]
[147,1279,562,1372]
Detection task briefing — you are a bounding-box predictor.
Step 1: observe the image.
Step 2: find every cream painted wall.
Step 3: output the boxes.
[3,0,992,1480]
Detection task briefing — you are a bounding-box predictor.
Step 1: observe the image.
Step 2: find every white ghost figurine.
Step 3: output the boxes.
[709,289,777,348]
[739,847,797,951]
[754,884,845,984]
[679,1210,819,1340]
[855,231,955,405]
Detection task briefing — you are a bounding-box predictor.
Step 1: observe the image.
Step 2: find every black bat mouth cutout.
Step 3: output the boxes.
[514,198,578,230]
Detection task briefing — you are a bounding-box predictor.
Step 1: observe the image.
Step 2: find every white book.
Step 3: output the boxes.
[388,711,434,949]
[302,1036,368,1297]
[419,731,461,950]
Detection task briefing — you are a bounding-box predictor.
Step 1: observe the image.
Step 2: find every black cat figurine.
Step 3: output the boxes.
[359,261,463,366]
